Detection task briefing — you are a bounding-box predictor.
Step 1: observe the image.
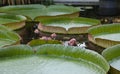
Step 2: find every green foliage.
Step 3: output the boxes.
[35,16,100,34]
[36,44,109,72]
[88,24,120,36]
[0,45,33,58]
[0,43,109,74]
[0,24,20,48]
[0,13,26,30]
[87,24,120,48]
[102,44,120,61]
[28,39,62,47]
[102,44,120,74]
[0,4,80,19]
[0,13,26,21]
[35,16,100,25]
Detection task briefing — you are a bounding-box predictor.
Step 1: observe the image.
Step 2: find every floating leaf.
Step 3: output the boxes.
[0,13,26,30]
[0,24,21,48]
[35,16,100,34]
[0,4,80,20]
[0,45,33,58]
[102,44,120,74]
[0,44,109,74]
[35,44,109,74]
[88,24,120,48]
[28,39,62,47]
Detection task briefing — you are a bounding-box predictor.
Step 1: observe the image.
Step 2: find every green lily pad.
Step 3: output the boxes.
[0,4,80,20]
[28,39,62,47]
[35,16,100,34]
[0,45,33,57]
[0,13,27,30]
[102,44,120,74]
[0,44,109,74]
[0,24,21,48]
[88,24,120,48]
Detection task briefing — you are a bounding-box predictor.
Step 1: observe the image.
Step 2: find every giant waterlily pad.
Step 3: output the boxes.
[35,16,100,34]
[0,24,21,48]
[0,13,26,30]
[102,44,120,74]
[0,44,109,74]
[88,24,120,48]
[28,39,62,47]
[0,4,80,20]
